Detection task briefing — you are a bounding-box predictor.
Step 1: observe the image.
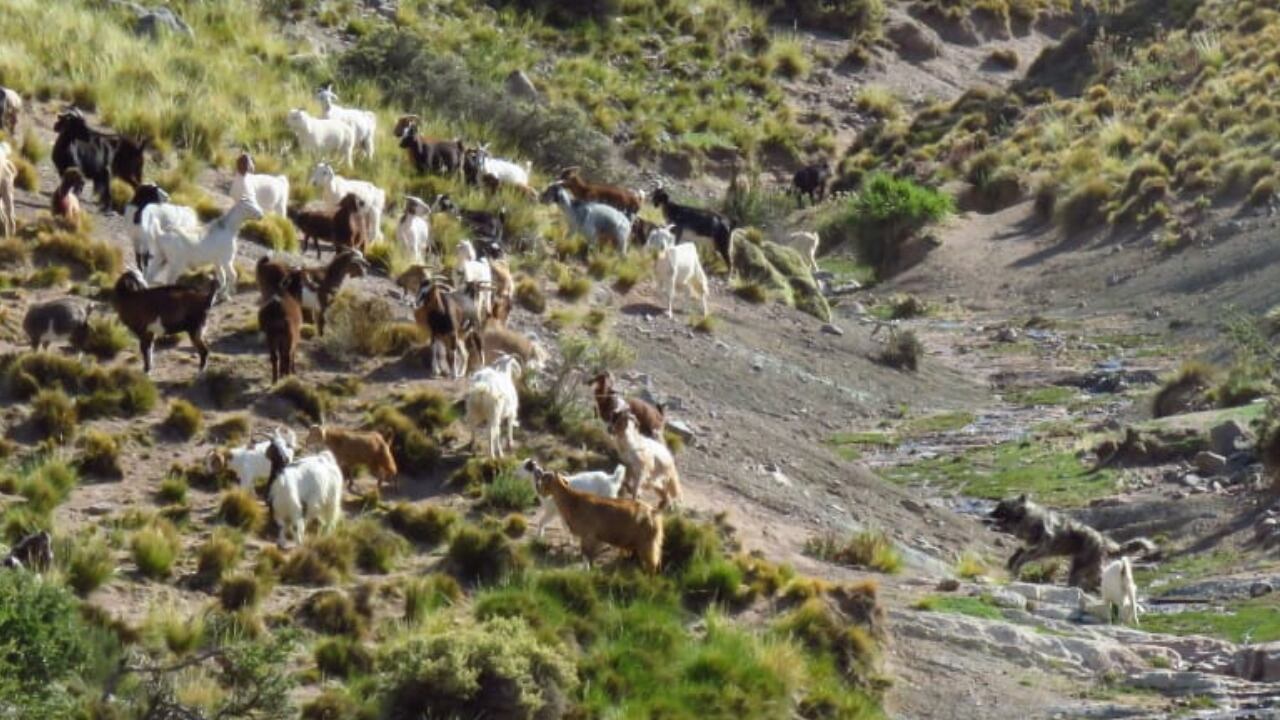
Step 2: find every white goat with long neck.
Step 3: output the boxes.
[230,153,289,217]
[396,195,432,264]
[147,196,264,299]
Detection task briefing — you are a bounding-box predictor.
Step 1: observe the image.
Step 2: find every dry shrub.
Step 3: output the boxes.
[877,330,923,371]
[387,502,457,547]
[217,489,266,532]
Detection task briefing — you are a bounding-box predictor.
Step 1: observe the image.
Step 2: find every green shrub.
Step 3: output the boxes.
[447,524,528,585]
[775,596,879,684]
[404,574,464,626]
[367,406,440,468]
[217,489,266,532]
[387,502,457,546]
[804,530,902,573]
[219,574,263,611]
[482,468,539,511]
[196,529,242,583]
[270,377,330,424]
[65,531,115,596]
[819,173,951,277]
[75,429,122,478]
[315,636,373,678]
[0,570,99,705]
[79,316,130,359]
[156,475,188,505]
[302,589,364,636]
[662,515,723,575]
[877,330,923,371]
[281,535,355,586]
[32,231,121,277]
[163,398,203,439]
[241,216,299,252]
[344,517,408,574]
[515,277,546,313]
[131,521,181,580]
[198,367,248,410]
[556,267,592,301]
[31,388,77,442]
[7,456,79,517]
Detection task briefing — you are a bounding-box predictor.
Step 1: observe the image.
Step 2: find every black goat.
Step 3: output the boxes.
[650,187,734,270]
[397,122,464,175]
[434,194,506,245]
[52,109,147,210]
[3,531,53,572]
[792,161,831,208]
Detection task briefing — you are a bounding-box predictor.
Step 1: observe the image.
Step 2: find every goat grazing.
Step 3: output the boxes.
[558,167,643,217]
[480,321,548,374]
[111,269,218,374]
[651,240,709,318]
[125,184,200,271]
[542,184,631,254]
[2,531,54,573]
[315,85,376,160]
[792,161,831,208]
[0,86,22,136]
[465,355,522,458]
[396,195,432,264]
[610,411,682,510]
[288,205,338,259]
[206,427,299,491]
[588,372,665,439]
[231,153,289,217]
[148,196,264,297]
[310,162,384,244]
[397,120,464,175]
[415,280,480,378]
[1095,557,1141,626]
[532,465,662,572]
[52,168,85,228]
[258,270,304,382]
[0,142,14,238]
[264,438,344,547]
[287,108,355,167]
[306,424,398,492]
[651,187,733,272]
[23,299,96,352]
[52,109,147,209]
[522,459,627,538]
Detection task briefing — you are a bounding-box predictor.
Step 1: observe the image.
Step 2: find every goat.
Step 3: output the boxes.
[2,531,54,573]
[463,144,532,190]
[531,465,662,572]
[396,120,464,175]
[148,196,264,298]
[558,167,643,217]
[456,242,494,319]
[306,424,398,492]
[23,299,96,352]
[52,108,147,210]
[0,142,14,238]
[264,437,344,547]
[414,280,480,378]
[434,194,505,243]
[310,162,384,244]
[785,231,821,273]
[1093,557,1141,626]
[651,187,733,273]
[645,224,677,252]
[542,183,631,254]
[396,195,432,264]
[111,269,218,374]
[286,108,355,167]
[256,249,368,337]
[610,411,681,510]
[52,168,85,228]
[629,216,659,253]
[231,153,289,217]
[0,86,22,136]
[124,183,200,271]
[206,427,299,490]
[480,321,548,374]
[258,270,305,382]
[315,85,375,160]
[522,459,627,538]
[465,355,522,458]
[588,371,665,439]
[332,192,370,255]
[652,241,710,319]
[288,205,338,259]
[792,161,831,208]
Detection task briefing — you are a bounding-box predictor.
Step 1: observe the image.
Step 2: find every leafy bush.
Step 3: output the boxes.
[483,468,539,511]
[65,531,115,596]
[131,521,181,580]
[387,502,457,546]
[0,570,99,705]
[163,398,203,439]
[447,524,528,585]
[31,388,77,442]
[217,489,266,532]
[75,428,122,478]
[818,173,951,277]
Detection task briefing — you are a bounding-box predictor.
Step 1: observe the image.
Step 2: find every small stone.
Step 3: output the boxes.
[820,323,844,336]
[936,578,960,592]
[667,420,696,440]
[1251,582,1274,598]
[1211,420,1253,456]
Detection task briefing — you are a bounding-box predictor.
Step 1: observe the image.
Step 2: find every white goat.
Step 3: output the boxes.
[310,162,385,243]
[455,245,493,318]
[286,108,355,167]
[786,231,821,273]
[315,86,376,160]
[475,144,531,187]
[230,154,289,217]
[148,196,264,298]
[125,187,200,272]
[0,142,15,238]
[465,355,522,458]
[206,427,299,491]
[610,412,682,510]
[521,461,628,538]
[1097,557,1141,626]
[265,437,345,547]
[645,224,677,252]
[396,195,432,264]
[647,233,709,318]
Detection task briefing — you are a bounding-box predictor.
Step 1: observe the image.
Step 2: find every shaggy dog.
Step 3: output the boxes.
[988,494,1155,592]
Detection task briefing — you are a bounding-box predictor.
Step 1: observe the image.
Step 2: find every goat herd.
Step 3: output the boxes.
[0,81,791,570]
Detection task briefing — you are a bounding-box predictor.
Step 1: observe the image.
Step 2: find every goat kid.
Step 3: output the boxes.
[310,162,384,244]
[306,424,398,492]
[52,168,85,228]
[231,153,289,217]
[206,427,299,491]
[396,195,432,264]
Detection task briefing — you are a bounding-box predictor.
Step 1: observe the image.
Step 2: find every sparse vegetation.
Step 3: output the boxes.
[75,428,122,478]
[131,521,181,580]
[163,398,203,439]
[877,330,924,371]
[217,489,267,533]
[387,502,458,546]
[805,530,903,574]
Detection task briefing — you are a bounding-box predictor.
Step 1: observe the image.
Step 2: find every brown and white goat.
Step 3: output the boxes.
[609,411,682,510]
[258,270,304,383]
[52,168,85,228]
[414,280,479,378]
[558,167,643,217]
[588,372,665,439]
[256,250,368,337]
[480,320,548,374]
[111,269,218,374]
[306,424,398,492]
[533,465,663,573]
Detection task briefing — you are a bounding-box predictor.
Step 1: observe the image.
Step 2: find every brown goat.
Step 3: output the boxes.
[414,280,480,378]
[333,193,368,254]
[533,465,662,573]
[588,372,665,439]
[256,250,368,337]
[306,424,398,492]
[559,168,642,217]
[287,205,338,259]
[111,270,217,374]
[51,168,84,228]
[258,271,304,382]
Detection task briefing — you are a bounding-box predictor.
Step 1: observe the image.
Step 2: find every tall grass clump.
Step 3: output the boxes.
[804,530,903,574]
[131,521,181,580]
[819,173,951,278]
[75,429,123,479]
[65,531,115,596]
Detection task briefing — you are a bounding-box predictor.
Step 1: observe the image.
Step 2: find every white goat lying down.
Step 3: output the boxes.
[148,196,264,298]
[466,355,523,458]
[316,86,376,160]
[310,162,385,243]
[521,460,628,538]
[646,226,709,318]
[206,427,299,491]
[286,108,355,167]
[265,436,345,547]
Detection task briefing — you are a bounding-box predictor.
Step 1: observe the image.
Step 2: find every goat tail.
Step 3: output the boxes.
[1112,537,1157,558]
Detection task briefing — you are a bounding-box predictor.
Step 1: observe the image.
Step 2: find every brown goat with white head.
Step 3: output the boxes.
[530,461,663,573]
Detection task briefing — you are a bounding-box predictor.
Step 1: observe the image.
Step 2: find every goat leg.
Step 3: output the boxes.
[139,334,155,374]
[190,331,210,372]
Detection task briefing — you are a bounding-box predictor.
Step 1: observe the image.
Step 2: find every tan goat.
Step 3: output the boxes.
[306,424,398,492]
[534,466,663,573]
[480,321,548,373]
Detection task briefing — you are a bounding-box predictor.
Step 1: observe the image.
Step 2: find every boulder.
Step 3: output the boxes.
[1236,642,1280,682]
[1211,420,1253,456]
[886,19,942,61]
[1193,451,1229,476]
[1251,581,1273,598]
[936,578,960,592]
[1004,582,1089,609]
[987,588,1028,610]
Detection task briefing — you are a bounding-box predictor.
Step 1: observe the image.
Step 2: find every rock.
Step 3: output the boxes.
[1236,642,1280,682]
[768,470,792,487]
[666,420,696,441]
[827,281,862,296]
[820,323,844,336]
[886,19,942,61]
[1193,451,1229,476]
[936,578,961,592]
[1126,670,1226,695]
[987,589,1028,610]
[1251,581,1274,598]
[109,1,194,38]
[1212,420,1253,455]
[504,70,540,103]
[901,499,927,515]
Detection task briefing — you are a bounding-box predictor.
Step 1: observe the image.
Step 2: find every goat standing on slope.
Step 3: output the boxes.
[310,162,385,244]
[148,195,264,299]
[111,269,219,374]
[259,270,304,382]
[542,183,631,254]
[466,355,522,458]
[315,85,376,160]
[647,226,709,319]
[125,184,200,272]
[610,411,681,510]
[531,464,663,573]
[651,187,734,274]
[396,195,432,264]
[231,153,289,217]
[0,142,15,238]
[287,108,355,168]
[206,427,299,491]
[522,459,627,538]
[264,437,344,547]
